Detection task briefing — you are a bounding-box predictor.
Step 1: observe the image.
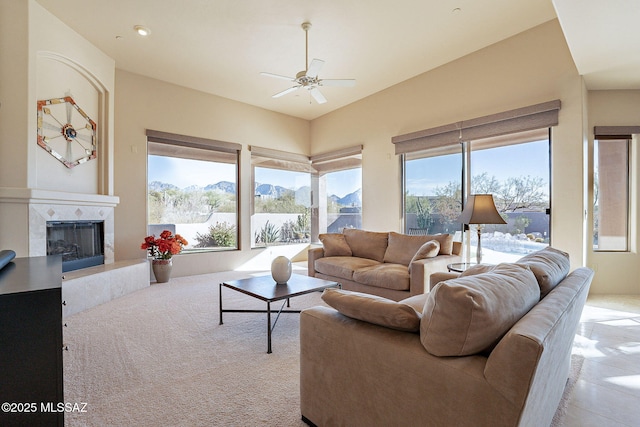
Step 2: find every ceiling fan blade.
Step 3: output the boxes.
[261,72,296,82]
[272,86,301,98]
[309,87,327,104]
[320,79,356,87]
[306,58,325,78]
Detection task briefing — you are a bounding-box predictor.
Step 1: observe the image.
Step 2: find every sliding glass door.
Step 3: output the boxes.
[468,130,550,262]
[404,128,551,263]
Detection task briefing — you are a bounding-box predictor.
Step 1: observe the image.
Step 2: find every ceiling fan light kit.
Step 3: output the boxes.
[261,21,355,104]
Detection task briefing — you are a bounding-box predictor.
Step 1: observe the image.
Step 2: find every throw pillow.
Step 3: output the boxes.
[319,233,352,257]
[517,246,570,298]
[408,240,440,273]
[420,263,540,356]
[321,288,421,332]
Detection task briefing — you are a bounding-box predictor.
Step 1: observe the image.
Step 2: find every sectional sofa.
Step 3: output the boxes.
[300,247,593,426]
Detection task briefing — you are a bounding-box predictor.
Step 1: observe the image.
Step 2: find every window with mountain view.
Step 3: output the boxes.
[403,128,551,264]
[146,131,240,252]
[252,167,311,248]
[321,168,362,234]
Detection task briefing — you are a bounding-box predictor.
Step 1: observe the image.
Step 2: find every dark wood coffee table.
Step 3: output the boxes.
[219,274,339,353]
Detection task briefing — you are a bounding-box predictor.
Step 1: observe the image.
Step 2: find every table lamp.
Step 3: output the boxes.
[457,194,506,263]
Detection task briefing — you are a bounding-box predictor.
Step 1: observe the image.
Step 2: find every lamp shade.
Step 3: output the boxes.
[457,194,506,225]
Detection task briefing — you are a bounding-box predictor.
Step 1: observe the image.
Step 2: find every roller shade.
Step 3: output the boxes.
[393,100,560,155]
[250,145,315,173]
[310,145,362,173]
[594,126,640,140]
[146,129,240,164]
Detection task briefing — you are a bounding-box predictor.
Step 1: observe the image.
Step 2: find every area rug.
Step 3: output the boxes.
[551,354,584,426]
[63,271,316,426]
[63,270,582,426]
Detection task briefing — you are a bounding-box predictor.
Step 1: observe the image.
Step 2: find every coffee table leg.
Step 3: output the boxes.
[219,283,223,325]
[266,301,272,354]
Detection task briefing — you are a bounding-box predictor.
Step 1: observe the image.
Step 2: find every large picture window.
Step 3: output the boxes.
[395,101,559,264]
[250,146,312,248]
[322,168,362,233]
[146,130,240,252]
[310,145,363,239]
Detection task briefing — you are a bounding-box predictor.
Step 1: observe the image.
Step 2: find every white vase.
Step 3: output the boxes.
[271,256,292,284]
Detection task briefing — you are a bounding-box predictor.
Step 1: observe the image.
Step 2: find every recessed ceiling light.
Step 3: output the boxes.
[134,25,151,37]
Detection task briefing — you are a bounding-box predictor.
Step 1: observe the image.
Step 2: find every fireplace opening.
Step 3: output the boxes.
[47,220,105,272]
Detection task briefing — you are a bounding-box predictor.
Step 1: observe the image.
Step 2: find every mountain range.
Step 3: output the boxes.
[148,181,361,206]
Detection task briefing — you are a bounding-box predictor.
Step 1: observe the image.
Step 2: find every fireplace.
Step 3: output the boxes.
[47,220,105,272]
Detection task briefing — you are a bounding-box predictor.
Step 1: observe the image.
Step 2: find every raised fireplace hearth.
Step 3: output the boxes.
[47,220,104,272]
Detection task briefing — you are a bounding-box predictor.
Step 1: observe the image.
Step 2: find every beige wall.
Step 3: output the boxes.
[311,20,586,269]
[587,90,640,294]
[114,70,311,276]
[0,0,115,256]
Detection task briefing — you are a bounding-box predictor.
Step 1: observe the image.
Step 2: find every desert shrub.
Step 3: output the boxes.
[255,220,280,245]
[194,222,236,248]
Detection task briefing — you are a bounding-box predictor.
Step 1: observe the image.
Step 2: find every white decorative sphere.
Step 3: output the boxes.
[271,256,292,284]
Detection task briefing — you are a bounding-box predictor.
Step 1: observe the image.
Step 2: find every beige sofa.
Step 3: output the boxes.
[308,229,462,301]
[300,247,593,427]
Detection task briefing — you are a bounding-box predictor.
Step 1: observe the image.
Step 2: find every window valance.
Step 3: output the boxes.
[249,145,315,173]
[392,100,561,155]
[310,145,363,173]
[594,126,640,140]
[146,129,240,164]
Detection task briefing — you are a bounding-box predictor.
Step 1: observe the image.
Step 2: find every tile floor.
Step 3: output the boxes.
[561,295,640,426]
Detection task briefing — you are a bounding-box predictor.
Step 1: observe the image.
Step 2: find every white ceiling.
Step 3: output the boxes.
[36,0,640,121]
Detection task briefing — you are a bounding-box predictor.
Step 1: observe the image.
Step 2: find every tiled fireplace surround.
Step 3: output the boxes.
[1,189,148,317]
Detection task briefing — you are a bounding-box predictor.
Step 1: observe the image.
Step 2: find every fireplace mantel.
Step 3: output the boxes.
[0,187,119,207]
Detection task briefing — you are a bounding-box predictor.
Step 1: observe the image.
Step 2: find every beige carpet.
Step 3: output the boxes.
[64,270,579,426]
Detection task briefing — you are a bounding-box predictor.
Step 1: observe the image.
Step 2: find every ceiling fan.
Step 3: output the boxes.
[261,22,355,104]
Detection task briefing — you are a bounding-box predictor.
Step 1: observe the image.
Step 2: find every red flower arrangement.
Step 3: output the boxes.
[141,230,188,260]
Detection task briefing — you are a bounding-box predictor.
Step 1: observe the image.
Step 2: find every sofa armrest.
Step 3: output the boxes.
[430,271,460,289]
[307,247,325,277]
[409,254,461,295]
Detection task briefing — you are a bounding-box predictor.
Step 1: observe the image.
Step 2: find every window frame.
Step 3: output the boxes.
[593,135,633,252]
[146,129,241,252]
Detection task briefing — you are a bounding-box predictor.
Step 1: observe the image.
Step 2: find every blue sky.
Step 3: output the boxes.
[406,140,549,196]
[149,156,361,197]
[151,140,545,197]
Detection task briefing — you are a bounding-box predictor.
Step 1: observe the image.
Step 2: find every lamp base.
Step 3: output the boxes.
[476,225,482,264]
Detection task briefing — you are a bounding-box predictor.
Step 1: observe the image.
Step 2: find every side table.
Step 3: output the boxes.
[447,262,477,273]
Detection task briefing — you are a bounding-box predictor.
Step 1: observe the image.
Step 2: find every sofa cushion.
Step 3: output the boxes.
[319,233,352,257]
[399,293,429,314]
[420,263,540,356]
[517,246,570,298]
[408,240,440,273]
[315,257,380,281]
[343,228,389,262]
[321,288,421,332]
[353,263,411,291]
[384,232,454,264]
[459,263,497,277]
